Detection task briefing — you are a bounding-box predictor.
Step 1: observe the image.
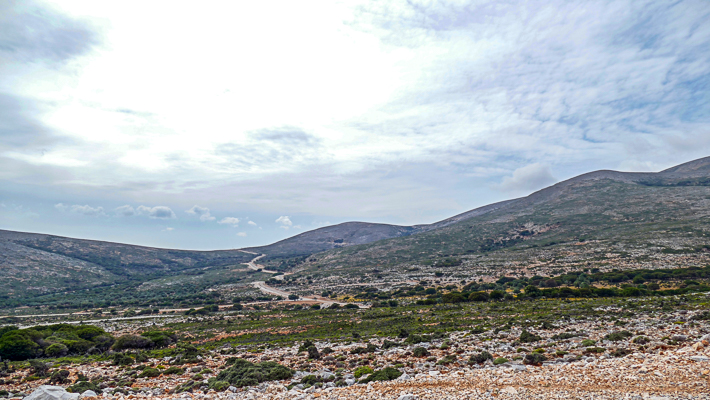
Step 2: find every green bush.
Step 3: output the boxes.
[307,346,320,360]
[67,381,99,393]
[112,353,134,366]
[360,367,402,383]
[585,347,606,354]
[141,331,177,348]
[353,366,374,378]
[75,326,107,341]
[112,335,153,350]
[519,330,542,343]
[0,331,39,361]
[581,339,596,347]
[412,347,429,357]
[209,380,229,391]
[48,370,70,384]
[468,351,493,364]
[138,368,161,378]
[493,357,509,365]
[437,355,456,365]
[468,292,489,302]
[214,359,294,388]
[604,331,633,342]
[163,366,184,375]
[523,353,547,366]
[44,343,69,358]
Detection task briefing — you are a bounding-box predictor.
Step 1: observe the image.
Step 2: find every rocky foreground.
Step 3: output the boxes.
[2,307,709,400]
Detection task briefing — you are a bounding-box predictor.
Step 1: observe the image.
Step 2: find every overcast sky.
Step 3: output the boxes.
[1,0,709,250]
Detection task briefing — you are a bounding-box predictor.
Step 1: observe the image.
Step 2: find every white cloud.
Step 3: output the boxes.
[276,216,292,229]
[494,164,557,194]
[136,205,176,219]
[247,220,257,226]
[162,227,174,232]
[218,217,240,227]
[115,205,135,216]
[236,232,247,237]
[186,205,215,221]
[55,203,105,216]
[70,204,105,216]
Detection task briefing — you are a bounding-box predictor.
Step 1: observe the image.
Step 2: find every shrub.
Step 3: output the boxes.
[470,326,486,334]
[75,326,107,341]
[404,335,423,345]
[489,290,505,301]
[519,330,542,343]
[163,366,184,375]
[29,359,50,377]
[0,331,39,361]
[493,357,509,365]
[581,339,596,347]
[412,347,429,357]
[350,343,377,354]
[344,303,358,309]
[307,346,320,360]
[214,359,294,388]
[48,370,70,384]
[298,340,315,353]
[44,343,69,358]
[469,351,493,364]
[360,367,402,383]
[141,331,177,348]
[551,332,577,340]
[468,292,489,302]
[210,380,230,391]
[381,340,399,349]
[92,335,115,351]
[632,336,649,345]
[437,355,456,365]
[139,368,161,378]
[112,353,134,366]
[353,366,374,378]
[604,331,633,342]
[523,353,547,366]
[112,335,153,350]
[611,348,631,357]
[585,347,606,354]
[67,381,99,394]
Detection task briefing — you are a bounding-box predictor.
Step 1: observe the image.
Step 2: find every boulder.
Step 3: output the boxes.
[23,386,79,400]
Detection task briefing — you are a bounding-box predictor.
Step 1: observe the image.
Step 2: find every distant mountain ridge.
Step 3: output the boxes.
[246,156,710,257]
[1,156,709,305]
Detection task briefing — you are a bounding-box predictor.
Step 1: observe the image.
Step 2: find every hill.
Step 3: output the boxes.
[1,156,710,307]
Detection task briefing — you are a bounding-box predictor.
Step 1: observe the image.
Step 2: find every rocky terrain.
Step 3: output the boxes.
[1,292,709,400]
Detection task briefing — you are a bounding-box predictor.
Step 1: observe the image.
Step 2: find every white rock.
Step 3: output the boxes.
[23,386,80,400]
[79,390,97,398]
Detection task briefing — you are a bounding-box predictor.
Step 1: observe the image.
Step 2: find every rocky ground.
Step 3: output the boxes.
[1,306,708,400]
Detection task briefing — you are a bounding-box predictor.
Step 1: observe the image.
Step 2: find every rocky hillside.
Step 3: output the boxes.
[2,156,709,306]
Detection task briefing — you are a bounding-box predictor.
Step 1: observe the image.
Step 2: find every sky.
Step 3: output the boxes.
[1,0,709,250]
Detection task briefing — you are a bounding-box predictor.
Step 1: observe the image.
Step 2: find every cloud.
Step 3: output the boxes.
[136,205,176,219]
[186,205,216,221]
[276,216,293,229]
[162,227,174,232]
[218,217,240,227]
[115,205,135,217]
[494,163,557,194]
[55,203,105,216]
[70,204,105,216]
[0,1,98,65]
[247,221,257,226]
[236,232,247,237]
